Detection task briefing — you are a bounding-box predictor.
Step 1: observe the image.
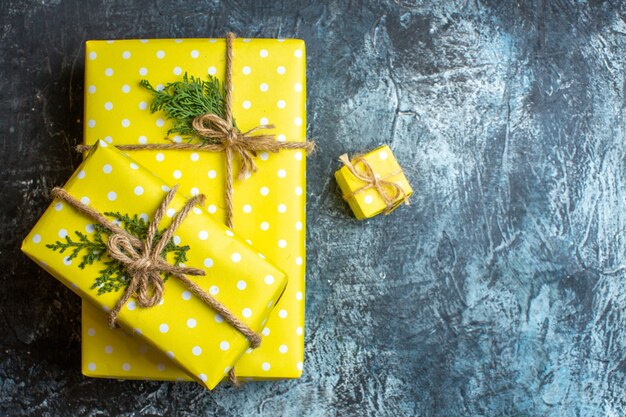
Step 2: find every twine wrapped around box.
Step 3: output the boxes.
[50,185,262,349]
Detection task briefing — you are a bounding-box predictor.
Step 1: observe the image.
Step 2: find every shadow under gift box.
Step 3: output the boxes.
[81,37,308,381]
[21,141,287,390]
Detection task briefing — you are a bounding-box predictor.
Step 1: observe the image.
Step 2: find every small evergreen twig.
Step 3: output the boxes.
[46,212,191,295]
[140,73,233,141]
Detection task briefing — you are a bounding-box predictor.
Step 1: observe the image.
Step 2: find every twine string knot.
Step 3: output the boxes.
[191,113,278,181]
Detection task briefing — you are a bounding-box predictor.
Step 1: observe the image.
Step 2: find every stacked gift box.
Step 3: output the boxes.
[22,36,309,390]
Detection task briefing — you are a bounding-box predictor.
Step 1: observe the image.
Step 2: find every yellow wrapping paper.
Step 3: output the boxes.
[335,145,412,219]
[81,38,307,380]
[21,141,287,389]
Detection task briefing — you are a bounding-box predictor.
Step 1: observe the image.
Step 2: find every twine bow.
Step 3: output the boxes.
[50,185,262,349]
[192,114,286,180]
[339,153,409,213]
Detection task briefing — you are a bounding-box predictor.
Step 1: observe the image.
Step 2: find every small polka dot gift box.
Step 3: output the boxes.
[335,145,413,220]
[80,37,308,381]
[21,141,287,390]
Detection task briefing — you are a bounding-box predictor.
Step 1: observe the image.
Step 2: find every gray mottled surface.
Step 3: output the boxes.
[1,0,625,415]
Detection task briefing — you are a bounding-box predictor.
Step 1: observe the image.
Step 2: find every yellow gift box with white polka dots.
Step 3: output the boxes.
[80,38,307,381]
[21,141,287,390]
[335,145,413,220]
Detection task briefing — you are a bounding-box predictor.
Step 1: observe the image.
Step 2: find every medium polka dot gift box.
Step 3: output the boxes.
[21,141,287,390]
[335,145,413,220]
[80,37,308,381]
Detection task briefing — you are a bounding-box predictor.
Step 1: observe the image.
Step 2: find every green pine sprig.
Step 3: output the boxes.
[140,72,233,141]
[46,212,191,295]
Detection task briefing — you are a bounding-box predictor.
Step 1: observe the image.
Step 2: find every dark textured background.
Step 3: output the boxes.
[1,1,625,416]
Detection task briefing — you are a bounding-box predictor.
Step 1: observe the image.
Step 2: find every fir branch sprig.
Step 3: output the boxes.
[140,73,232,141]
[46,212,191,295]
[46,225,108,269]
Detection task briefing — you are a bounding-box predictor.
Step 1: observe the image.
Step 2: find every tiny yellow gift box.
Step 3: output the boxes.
[80,37,307,381]
[335,145,412,220]
[21,141,287,390]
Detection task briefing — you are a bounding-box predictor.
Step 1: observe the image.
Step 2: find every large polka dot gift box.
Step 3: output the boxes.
[80,38,307,381]
[21,141,287,390]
